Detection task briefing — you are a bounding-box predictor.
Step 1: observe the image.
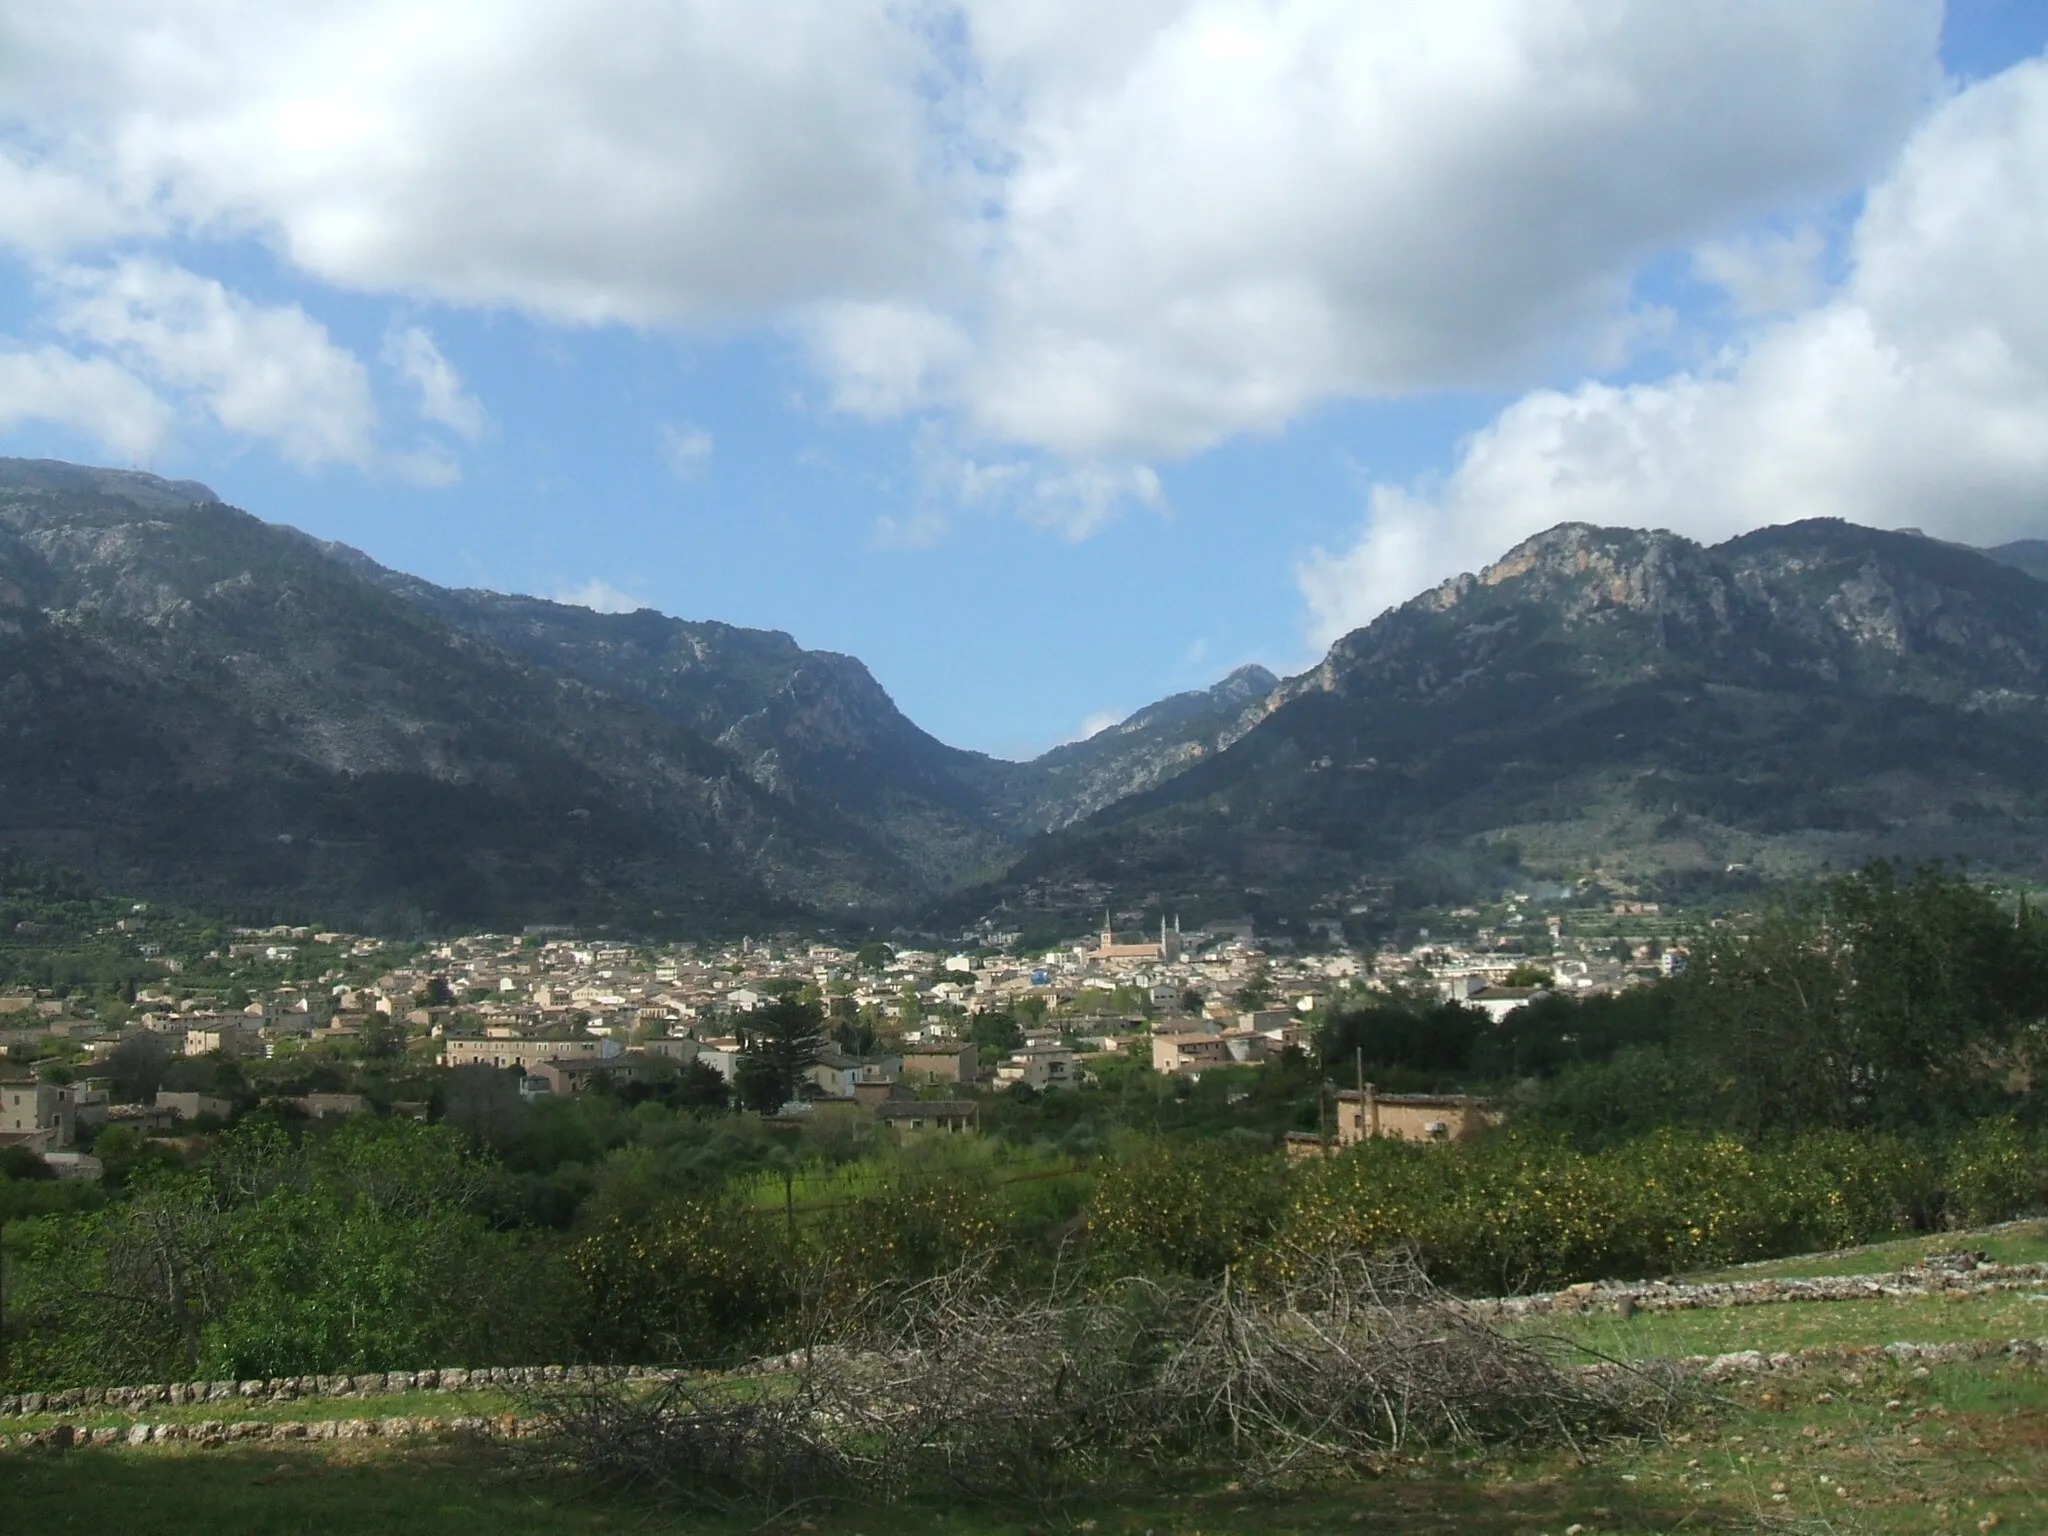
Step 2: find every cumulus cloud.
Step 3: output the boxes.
[0,343,168,457]
[656,422,714,480]
[0,154,144,255]
[1693,225,1830,318]
[945,0,1939,460]
[383,325,487,439]
[1298,58,2048,647]
[0,0,1943,495]
[803,301,970,419]
[49,259,378,468]
[915,437,1167,542]
[0,1,954,324]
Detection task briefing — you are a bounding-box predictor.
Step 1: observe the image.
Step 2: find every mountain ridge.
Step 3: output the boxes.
[0,458,1284,930]
[9,456,2048,936]
[960,517,2048,933]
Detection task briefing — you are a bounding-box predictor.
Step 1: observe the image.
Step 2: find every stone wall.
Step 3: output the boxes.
[0,1362,674,1420]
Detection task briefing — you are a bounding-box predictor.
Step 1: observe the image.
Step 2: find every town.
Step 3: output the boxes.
[1,893,1688,1172]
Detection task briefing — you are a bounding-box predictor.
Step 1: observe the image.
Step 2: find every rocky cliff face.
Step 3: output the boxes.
[0,457,1273,929]
[373,585,1025,889]
[963,519,2048,928]
[980,664,1281,834]
[0,463,972,930]
[14,452,2043,936]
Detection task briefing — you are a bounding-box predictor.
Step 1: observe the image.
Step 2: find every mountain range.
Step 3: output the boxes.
[5,455,2048,936]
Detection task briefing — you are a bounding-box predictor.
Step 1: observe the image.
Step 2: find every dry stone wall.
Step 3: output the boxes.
[1468,1258,2048,1323]
[0,1363,675,1420]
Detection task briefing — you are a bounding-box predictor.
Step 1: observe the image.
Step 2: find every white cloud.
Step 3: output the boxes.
[49,259,377,468]
[945,0,1939,460]
[0,1,1944,495]
[656,422,714,480]
[0,154,145,255]
[0,1,954,324]
[934,442,1167,541]
[383,325,486,439]
[1073,710,1122,741]
[385,443,463,487]
[550,578,647,614]
[1693,225,1830,317]
[0,343,168,457]
[803,301,970,419]
[1299,58,2048,647]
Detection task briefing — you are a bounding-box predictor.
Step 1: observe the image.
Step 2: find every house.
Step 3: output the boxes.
[875,1100,980,1137]
[1466,985,1544,1022]
[805,1048,866,1098]
[183,1024,259,1058]
[852,1078,916,1109]
[104,1102,179,1133]
[806,1051,899,1099]
[638,1035,701,1064]
[901,1042,978,1085]
[1333,1086,1498,1145]
[443,1036,622,1071]
[157,1091,235,1122]
[70,1085,109,1132]
[0,1079,78,1150]
[994,1045,1082,1091]
[1150,1029,1229,1074]
[524,1052,669,1097]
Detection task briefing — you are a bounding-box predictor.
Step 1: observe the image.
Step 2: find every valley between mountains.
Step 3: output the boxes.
[5,455,2048,935]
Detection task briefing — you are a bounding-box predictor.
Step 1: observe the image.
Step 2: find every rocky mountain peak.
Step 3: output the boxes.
[0,456,219,512]
[1211,662,1279,703]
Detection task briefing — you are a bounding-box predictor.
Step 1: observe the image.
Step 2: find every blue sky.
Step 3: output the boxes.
[2,3,2046,758]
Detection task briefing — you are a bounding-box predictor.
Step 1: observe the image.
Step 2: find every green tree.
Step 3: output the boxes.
[968,1010,1023,1057]
[1669,861,2048,1135]
[735,997,826,1113]
[829,993,876,1056]
[667,1058,731,1111]
[1234,961,1275,1012]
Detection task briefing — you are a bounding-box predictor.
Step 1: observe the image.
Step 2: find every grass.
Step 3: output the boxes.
[1531,1284,2048,1362]
[8,1220,2048,1533]
[1682,1217,2048,1281]
[7,1359,2045,1534]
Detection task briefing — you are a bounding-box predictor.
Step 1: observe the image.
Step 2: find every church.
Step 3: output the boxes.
[1093,912,1183,966]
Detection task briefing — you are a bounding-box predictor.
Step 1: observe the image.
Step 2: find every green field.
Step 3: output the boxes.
[1532,1285,2048,1361]
[6,1355,2045,1535]
[1683,1217,2048,1281]
[7,1224,2048,1535]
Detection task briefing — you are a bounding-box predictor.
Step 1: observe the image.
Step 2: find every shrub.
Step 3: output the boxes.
[1943,1118,2048,1226]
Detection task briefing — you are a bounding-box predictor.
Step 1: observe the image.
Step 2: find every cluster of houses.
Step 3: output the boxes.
[1,899,1681,1169]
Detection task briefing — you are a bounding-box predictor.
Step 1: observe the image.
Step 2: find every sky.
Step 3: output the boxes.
[1,2,2045,759]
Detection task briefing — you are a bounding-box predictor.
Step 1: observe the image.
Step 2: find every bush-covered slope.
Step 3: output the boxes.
[0,464,935,930]
[968,520,2048,925]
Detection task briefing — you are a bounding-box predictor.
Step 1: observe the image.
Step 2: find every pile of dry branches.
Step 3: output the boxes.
[521,1250,1683,1517]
